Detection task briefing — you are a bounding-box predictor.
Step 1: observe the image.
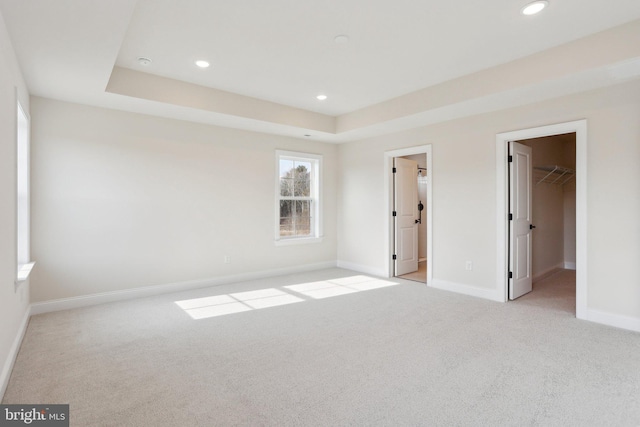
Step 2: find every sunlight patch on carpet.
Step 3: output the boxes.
[176,288,304,319]
[175,276,399,319]
[285,276,399,299]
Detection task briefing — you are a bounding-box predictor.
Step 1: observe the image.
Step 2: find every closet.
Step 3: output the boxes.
[520,133,577,281]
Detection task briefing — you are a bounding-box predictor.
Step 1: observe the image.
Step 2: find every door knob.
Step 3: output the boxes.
[530,224,536,230]
[416,201,424,224]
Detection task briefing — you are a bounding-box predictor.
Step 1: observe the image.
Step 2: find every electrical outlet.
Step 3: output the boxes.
[223,255,231,264]
[465,261,473,271]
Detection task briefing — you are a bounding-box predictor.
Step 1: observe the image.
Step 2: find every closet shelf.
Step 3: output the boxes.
[534,165,575,186]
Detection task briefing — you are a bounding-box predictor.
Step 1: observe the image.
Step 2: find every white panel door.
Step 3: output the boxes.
[509,141,533,300]
[394,157,419,276]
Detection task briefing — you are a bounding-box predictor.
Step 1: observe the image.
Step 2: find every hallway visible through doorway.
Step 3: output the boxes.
[384,144,433,285]
[393,153,427,282]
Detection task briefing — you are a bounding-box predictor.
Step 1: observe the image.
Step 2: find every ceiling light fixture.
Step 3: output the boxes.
[521,0,548,15]
[195,60,210,68]
[316,94,327,101]
[137,57,152,66]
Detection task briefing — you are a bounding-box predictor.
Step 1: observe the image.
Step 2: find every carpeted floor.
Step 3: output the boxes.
[3,268,640,426]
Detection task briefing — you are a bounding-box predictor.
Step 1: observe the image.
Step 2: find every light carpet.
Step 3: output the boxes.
[3,268,640,426]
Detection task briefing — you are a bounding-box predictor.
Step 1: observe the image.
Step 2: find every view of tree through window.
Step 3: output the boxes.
[279,159,312,237]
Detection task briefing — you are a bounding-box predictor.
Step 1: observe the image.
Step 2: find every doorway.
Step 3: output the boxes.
[509,134,577,303]
[496,120,587,320]
[384,145,433,285]
[395,154,428,282]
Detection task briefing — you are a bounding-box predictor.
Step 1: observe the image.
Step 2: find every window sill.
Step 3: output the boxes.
[15,261,35,288]
[275,236,323,247]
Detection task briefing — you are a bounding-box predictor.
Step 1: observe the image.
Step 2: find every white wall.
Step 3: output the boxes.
[29,98,338,302]
[338,79,640,322]
[0,11,30,398]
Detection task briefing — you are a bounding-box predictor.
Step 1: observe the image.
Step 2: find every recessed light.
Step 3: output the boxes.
[137,57,152,66]
[316,94,327,101]
[521,1,548,15]
[334,35,349,44]
[195,60,210,68]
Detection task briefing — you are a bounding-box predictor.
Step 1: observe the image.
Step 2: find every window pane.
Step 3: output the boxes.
[293,162,311,197]
[295,200,311,236]
[280,177,293,197]
[295,200,310,215]
[279,199,293,236]
[280,158,295,196]
[279,217,293,236]
[280,200,293,220]
[279,159,294,178]
[295,217,311,236]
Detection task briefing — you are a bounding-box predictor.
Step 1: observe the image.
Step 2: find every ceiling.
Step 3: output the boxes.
[2,0,640,142]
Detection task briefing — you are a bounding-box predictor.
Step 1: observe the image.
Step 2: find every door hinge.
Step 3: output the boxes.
[508,271,513,279]
[392,167,397,173]
[392,254,397,260]
[508,155,513,163]
[509,213,513,221]
[392,211,397,217]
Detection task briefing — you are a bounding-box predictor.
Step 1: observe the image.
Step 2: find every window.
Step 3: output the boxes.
[16,101,34,285]
[275,150,322,244]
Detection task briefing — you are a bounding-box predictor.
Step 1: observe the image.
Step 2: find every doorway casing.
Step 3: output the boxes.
[496,120,587,319]
[384,145,433,284]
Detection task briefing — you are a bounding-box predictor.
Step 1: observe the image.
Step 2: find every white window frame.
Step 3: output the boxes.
[275,150,323,246]
[16,100,34,287]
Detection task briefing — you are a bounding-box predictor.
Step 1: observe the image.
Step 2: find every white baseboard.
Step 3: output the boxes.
[430,279,504,302]
[31,261,337,315]
[587,309,640,333]
[564,262,577,270]
[336,260,387,278]
[0,307,30,401]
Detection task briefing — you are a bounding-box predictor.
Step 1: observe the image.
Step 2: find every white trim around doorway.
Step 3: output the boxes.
[495,120,587,320]
[384,145,433,285]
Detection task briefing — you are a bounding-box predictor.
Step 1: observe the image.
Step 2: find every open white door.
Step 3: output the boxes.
[509,141,533,300]
[394,157,419,276]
